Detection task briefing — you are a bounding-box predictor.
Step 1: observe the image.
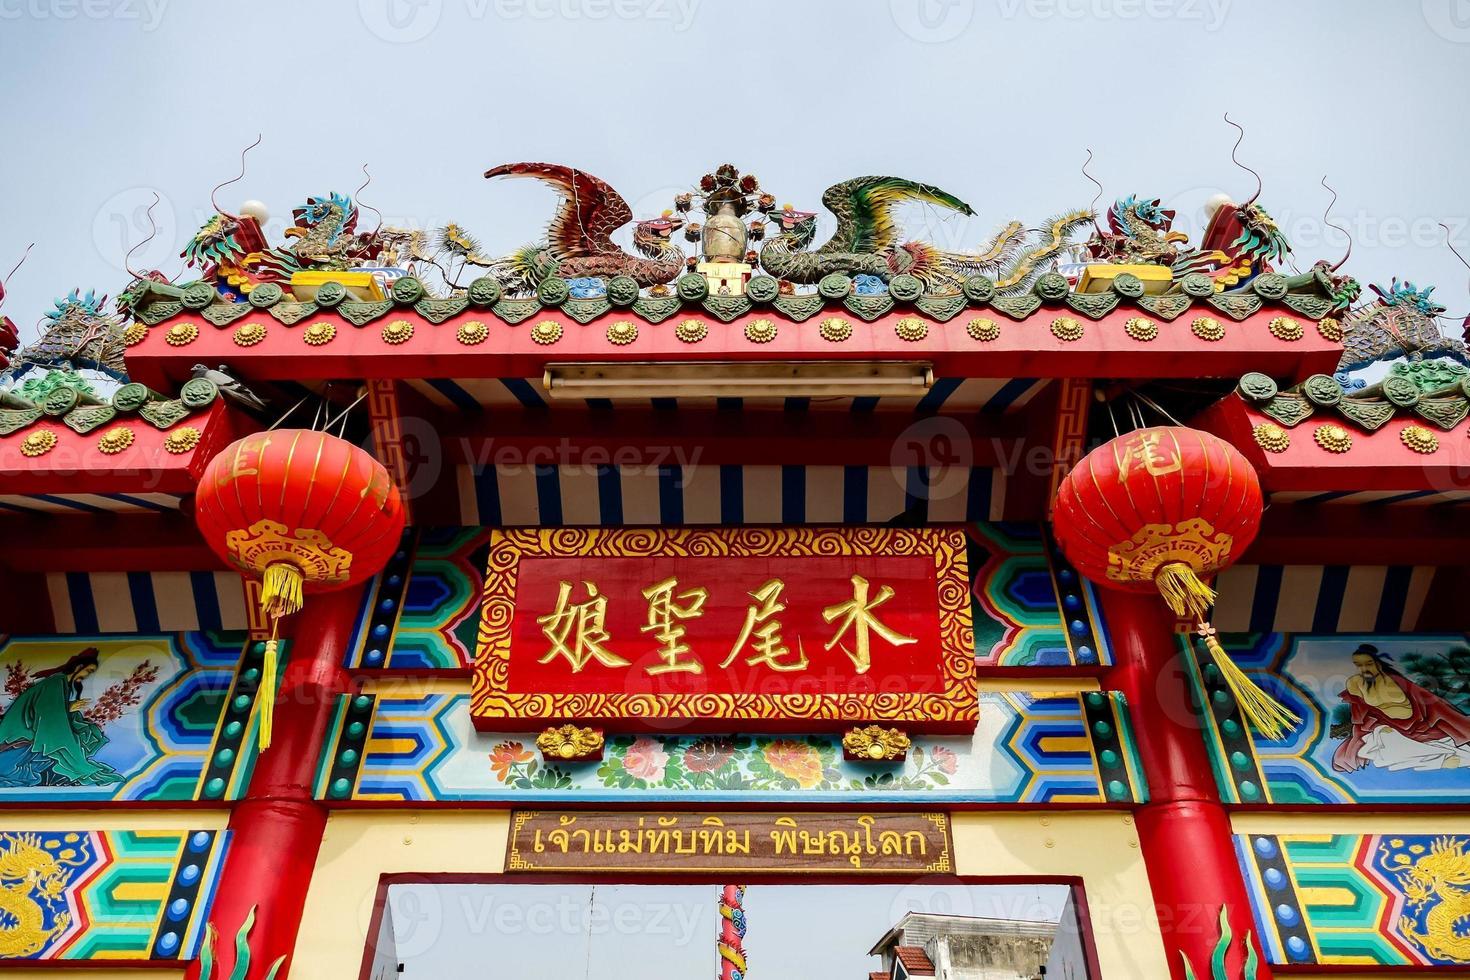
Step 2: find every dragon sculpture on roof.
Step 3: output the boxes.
[760,176,1091,296]
[1337,279,1468,373]
[472,162,685,294]
[6,290,128,383]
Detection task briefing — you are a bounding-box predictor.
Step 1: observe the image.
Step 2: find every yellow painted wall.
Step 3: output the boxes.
[294,809,1171,978]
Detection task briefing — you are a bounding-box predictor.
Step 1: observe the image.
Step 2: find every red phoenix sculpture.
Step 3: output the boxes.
[194,430,405,747]
[1052,426,1295,737]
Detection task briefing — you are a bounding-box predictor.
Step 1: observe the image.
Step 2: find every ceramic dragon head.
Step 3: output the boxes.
[773,204,819,249]
[631,212,685,257]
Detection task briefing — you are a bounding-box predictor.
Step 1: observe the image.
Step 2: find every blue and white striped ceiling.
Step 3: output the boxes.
[408,376,1049,414]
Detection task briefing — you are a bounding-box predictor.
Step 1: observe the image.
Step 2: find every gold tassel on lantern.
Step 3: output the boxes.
[255,563,305,751]
[1155,562,1300,740]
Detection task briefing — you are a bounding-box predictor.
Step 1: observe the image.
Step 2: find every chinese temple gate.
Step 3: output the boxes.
[1,161,1467,980]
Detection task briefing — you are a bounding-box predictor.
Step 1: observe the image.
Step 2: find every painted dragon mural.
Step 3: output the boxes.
[0,832,76,958]
[1398,836,1470,963]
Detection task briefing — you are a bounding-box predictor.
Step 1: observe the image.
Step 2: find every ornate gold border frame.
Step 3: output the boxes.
[470,527,976,733]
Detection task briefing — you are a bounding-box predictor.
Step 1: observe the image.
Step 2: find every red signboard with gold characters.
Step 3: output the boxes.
[470,527,976,734]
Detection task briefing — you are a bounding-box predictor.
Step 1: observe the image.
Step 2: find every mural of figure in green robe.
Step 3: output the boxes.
[0,648,122,786]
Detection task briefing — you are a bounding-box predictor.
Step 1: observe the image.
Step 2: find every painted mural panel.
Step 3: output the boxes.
[1238,832,1470,967]
[0,828,227,961]
[344,523,1111,671]
[1189,633,1470,805]
[0,633,263,802]
[314,688,1144,805]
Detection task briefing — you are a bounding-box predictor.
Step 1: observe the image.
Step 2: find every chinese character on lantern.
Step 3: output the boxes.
[1115,430,1183,482]
[822,575,916,674]
[537,580,629,672]
[721,578,808,672]
[641,576,709,675]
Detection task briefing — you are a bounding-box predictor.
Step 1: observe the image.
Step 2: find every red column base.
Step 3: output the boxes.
[1137,800,1266,979]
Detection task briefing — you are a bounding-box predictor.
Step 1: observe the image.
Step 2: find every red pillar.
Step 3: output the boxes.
[1103,590,1270,980]
[189,586,361,980]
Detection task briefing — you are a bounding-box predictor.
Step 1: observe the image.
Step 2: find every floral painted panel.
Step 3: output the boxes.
[315,688,1144,805]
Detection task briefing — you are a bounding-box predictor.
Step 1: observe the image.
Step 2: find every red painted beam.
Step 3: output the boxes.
[125,305,1341,390]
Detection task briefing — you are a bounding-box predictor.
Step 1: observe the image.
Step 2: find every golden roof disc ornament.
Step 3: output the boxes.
[530,320,562,345]
[1317,316,1343,341]
[1050,316,1083,341]
[606,320,638,345]
[1252,422,1290,453]
[744,317,777,343]
[456,320,488,345]
[967,317,999,342]
[1400,424,1439,454]
[233,322,267,347]
[1192,316,1225,341]
[894,316,928,342]
[1268,315,1303,341]
[97,426,135,455]
[1124,317,1158,342]
[381,319,414,345]
[166,323,199,346]
[303,321,336,346]
[819,316,852,342]
[123,322,148,346]
[1314,423,1353,453]
[164,426,202,454]
[674,318,707,343]
[20,430,57,457]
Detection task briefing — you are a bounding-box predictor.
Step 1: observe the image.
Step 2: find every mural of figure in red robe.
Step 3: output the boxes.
[1332,643,1470,773]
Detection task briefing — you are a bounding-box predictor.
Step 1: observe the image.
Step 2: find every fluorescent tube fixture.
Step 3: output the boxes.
[542,361,934,400]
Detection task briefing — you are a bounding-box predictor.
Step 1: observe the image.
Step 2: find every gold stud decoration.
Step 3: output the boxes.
[163,426,202,454]
[967,317,999,342]
[233,322,267,347]
[894,316,928,342]
[1401,424,1439,454]
[1268,315,1303,341]
[381,319,414,345]
[606,320,638,346]
[97,426,135,455]
[1317,317,1343,341]
[530,320,563,345]
[123,322,148,347]
[819,317,852,342]
[303,321,336,346]
[842,725,912,762]
[1124,317,1158,342]
[1252,422,1290,454]
[744,317,777,344]
[535,724,604,761]
[456,320,488,345]
[166,323,199,346]
[1313,423,1352,453]
[1050,316,1083,342]
[20,430,57,457]
[1191,316,1225,341]
[674,319,707,344]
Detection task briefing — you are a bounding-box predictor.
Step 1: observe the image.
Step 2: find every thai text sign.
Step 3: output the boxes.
[471,527,975,732]
[506,810,953,874]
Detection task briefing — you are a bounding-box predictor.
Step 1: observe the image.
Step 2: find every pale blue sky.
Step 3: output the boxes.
[2,1,1469,344]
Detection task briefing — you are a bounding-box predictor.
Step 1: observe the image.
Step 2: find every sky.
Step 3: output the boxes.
[2,1,1470,346]
[381,882,1076,978]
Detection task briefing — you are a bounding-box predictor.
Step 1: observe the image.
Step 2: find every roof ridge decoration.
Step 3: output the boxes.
[0,367,223,437]
[90,160,1380,338]
[1238,359,1470,435]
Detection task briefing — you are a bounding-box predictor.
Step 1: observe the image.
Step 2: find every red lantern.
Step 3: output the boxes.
[194,430,406,747]
[1052,426,1296,737]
